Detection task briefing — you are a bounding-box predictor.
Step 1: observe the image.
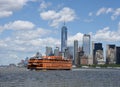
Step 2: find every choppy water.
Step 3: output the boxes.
[0,67,120,87]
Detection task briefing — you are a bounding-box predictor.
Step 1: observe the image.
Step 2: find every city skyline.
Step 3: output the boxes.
[0,0,120,65]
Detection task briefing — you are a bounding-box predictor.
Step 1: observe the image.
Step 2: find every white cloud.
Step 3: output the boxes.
[0,0,28,11]
[92,23,120,42]
[111,8,120,20]
[68,33,83,46]
[5,20,35,30]
[0,0,34,18]
[40,10,59,20]
[0,20,59,65]
[0,11,13,18]
[0,35,60,65]
[40,1,51,10]
[29,37,60,47]
[14,28,52,40]
[106,8,113,14]
[0,40,8,47]
[96,7,106,16]
[40,7,76,27]
[0,20,35,33]
[96,7,120,20]
[96,7,113,16]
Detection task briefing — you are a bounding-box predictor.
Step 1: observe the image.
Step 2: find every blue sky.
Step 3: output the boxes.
[0,0,120,65]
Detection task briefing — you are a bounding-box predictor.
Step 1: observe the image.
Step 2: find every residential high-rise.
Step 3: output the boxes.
[61,24,67,53]
[83,34,91,56]
[74,40,78,65]
[46,46,53,56]
[93,43,104,64]
[116,47,120,64]
[106,44,116,64]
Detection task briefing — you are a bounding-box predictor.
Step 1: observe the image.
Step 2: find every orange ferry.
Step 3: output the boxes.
[27,56,72,70]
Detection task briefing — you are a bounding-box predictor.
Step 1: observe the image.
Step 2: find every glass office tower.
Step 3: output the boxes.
[61,25,67,52]
[83,34,91,56]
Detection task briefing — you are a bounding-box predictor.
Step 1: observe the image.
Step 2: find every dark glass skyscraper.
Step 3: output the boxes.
[93,43,103,64]
[61,25,67,52]
[83,34,91,56]
[116,47,120,64]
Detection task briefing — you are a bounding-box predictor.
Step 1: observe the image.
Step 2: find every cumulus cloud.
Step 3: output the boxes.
[14,28,52,40]
[40,7,76,27]
[0,0,34,18]
[0,40,8,47]
[0,11,13,18]
[68,33,83,46]
[0,20,35,33]
[0,20,60,65]
[92,22,120,42]
[5,20,35,30]
[0,36,60,65]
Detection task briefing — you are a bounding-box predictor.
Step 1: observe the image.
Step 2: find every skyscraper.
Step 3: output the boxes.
[61,24,67,53]
[93,43,104,64]
[54,47,59,56]
[116,47,120,64]
[106,44,116,64]
[83,34,91,56]
[46,46,53,56]
[67,46,74,60]
[74,40,78,65]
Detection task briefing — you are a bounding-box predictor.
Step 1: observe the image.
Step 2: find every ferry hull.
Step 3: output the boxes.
[27,58,72,70]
